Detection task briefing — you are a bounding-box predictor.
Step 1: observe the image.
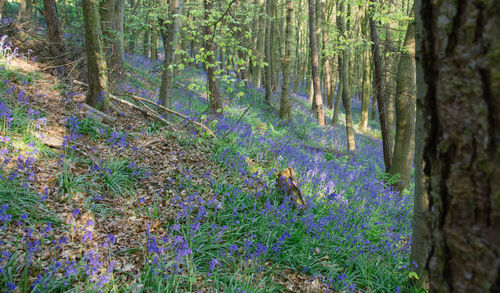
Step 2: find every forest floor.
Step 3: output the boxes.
[0,26,417,292]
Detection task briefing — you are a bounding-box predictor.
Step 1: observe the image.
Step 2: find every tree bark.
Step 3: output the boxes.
[308,0,325,126]
[159,0,183,117]
[320,0,333,109]
[83,0,109,110]
[279,0,293,122]
[204,0,223,116]
[100,0,115,59]
[43,0,64,48]
[264,0,273,103]
[360,48,370,131]
[112,0,125,71]
[369,0,392,172]
[412,0,500,291]
[390,11,415,192]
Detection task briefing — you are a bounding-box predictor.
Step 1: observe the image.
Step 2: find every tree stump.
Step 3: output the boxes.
[276,168,305,207]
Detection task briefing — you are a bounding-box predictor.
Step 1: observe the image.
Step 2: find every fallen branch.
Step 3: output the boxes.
[80,103,116,124]
[126,93,216,138]
[73,80,215,138]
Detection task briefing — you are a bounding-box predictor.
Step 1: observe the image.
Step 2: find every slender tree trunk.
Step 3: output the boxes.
[21,0,33,22]
[264,0,273,103]
[340,1,355,152]
[320,0,333,109]
[100,0,115,60]
[143,10,150,59]
[151,29,158,61]
[360,48,370,131]
[204,0,223,115]
[83,0,109,110]
[279,0,293,122]
[43,0,64,48]
[369,0,392,172]
[159,0,183,116]
[412,0,500,291]
[308,0,325,126]
[390,12,415,192]
[111,0,125,71]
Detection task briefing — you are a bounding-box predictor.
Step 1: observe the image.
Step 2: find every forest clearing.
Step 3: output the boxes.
[0,0,498,292]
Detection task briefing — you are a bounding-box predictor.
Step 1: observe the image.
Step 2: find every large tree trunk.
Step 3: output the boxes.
[369,0,392,172]
[83,0,109,110]
[411,0,500,291]
[43,0,64,49]
[279,0,293,122]
[159,0,183,116]
[204,0,223,115]
[308,0,325,126]
[390,11,415,192]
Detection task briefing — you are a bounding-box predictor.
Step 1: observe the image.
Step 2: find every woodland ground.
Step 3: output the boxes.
[0,25,417,292]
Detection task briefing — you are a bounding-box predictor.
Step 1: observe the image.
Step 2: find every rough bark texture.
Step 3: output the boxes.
[308,0,325,126]
[390,12,415,192]
[413,0,500,291]
[43,0,64,47]
[83,0,109,110]
[279,0,293,122]
[204,0,223,115]
[100,0,115,59]
[369,0,392,172]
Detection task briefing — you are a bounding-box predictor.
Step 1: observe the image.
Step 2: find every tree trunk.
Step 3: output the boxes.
[159,0,183,116]
[251,0,265,88]
[111,0,125,71]
[359,48,370,131]
[320,0,333,109]
[279,0,293,122]
[21,0,33,22]
[83,0,109,110]
[43,0,64,48]
[204,0,223,115]
[412,0,500,291]
[369,0,392,172]
[264,0,273,103]
[308,0,325,126]
[390,12,415,192]
[100,0,115,59]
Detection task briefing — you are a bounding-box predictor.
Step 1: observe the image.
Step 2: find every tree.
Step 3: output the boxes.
[203,0,223,116]
[389,9,415,192]
[82,0,109,110]
[308,0,325,126]
[43,0,64,49]
[112,0,125,71]
[158,0,184,114]
[369,0,392,171]
[264,0,273,104]
[279,0,293,122]
[411,0,500,291]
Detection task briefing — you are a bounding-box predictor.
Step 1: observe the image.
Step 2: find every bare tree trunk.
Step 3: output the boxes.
[264,0,273,103]
[308,0,325,126]
[279,0,293,122]
[204,0,223,115]
[100,0,115,59]
[43,0,64,49]
[111,0,125,71]
[340,1,355,152]
[320,0,333,109]
[159,0,183,117]
[390,11,415,192]
[369,0,392,172]
[83,0,109,110]
[412,0,500,291]
[359,48,370,131]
